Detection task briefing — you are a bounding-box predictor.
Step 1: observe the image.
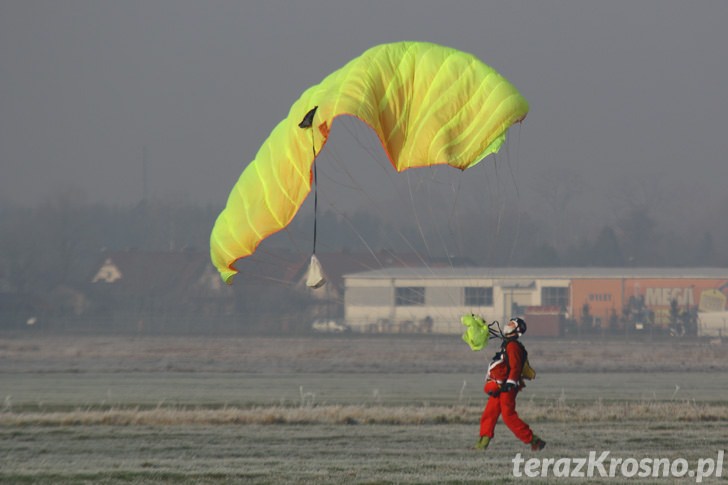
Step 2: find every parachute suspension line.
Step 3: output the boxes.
[420,171,462,309]
[327,211,383,269]
[446,172,468,267]
[498,133,524,266]
[406,172,432,259]
[476,161,500,266]
[423,169,455,269]
[298,105,321,256]
[316,119,435,273]
[417,168,458,273]
[339,116,444,275]
[340,116,392,174]
[311,135,319,255]
[446,176,464,262]
[504,131,521,200]
[299,106,328,289]
[336,117,465,284]
[507,181,524,265]
[304,140,384,270]
[488,155,505,266]
[485,139,523,267]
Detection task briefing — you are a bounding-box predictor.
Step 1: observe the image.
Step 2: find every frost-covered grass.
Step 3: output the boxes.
[2,334,727,374]
[1,419,726,484]
[2,400,727,427]
[1,335,726,483]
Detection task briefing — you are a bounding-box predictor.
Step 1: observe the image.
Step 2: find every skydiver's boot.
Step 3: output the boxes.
[473,435,491,450]
[530,435,546,451]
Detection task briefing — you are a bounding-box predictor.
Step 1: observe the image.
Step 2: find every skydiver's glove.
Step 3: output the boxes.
[486,389,500,397]
[501,382,517,393]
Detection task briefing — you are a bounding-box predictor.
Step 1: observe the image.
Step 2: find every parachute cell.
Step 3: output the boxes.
[210,41,529,283]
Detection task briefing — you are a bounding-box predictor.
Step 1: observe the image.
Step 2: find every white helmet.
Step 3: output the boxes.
[504,317,527,338]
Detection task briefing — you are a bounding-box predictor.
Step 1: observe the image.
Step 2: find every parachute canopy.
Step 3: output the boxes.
[210,41,529,283]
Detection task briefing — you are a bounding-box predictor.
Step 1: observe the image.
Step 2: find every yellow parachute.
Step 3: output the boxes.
[210,41,529,283]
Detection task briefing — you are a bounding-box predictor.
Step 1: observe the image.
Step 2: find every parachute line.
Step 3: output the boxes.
[314,120,438,275]
[407,173,432,257]
[311,129,319,255]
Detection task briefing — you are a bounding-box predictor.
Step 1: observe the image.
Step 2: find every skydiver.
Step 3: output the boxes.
[474,317,546,451]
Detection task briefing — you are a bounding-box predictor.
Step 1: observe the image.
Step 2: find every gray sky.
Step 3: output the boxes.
[2,0,727,220]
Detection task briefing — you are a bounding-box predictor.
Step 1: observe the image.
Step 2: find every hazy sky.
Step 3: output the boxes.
[2,1,727,214]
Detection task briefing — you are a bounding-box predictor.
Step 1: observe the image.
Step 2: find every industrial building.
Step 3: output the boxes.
[342,267,728,337]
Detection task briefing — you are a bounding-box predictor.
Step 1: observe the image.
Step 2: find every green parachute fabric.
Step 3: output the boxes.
[461,314,490,351]
[210,41,529,283]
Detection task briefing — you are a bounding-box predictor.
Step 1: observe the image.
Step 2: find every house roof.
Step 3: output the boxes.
[231,250,309,286]
[90,250,220,296]
[289,251,467,289]
[311,252,418,288]
[206,250,453,290]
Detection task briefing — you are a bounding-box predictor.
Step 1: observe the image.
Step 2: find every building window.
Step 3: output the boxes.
[395,287,425,306]
[542,286,569,308]
[465,287,493,306]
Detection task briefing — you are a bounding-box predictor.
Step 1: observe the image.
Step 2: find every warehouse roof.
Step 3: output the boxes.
[343,267,728,280]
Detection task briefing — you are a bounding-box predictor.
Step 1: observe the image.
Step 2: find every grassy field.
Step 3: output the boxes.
[2,420,727,484]
[1,334,727,483]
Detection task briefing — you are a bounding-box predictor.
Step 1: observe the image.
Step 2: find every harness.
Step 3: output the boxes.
[487,339,535,384]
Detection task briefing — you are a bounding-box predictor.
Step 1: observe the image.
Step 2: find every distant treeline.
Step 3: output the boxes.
[0,192,728,334]
[1,191,725,333]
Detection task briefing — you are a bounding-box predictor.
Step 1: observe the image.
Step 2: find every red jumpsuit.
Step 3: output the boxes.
[479,339,534,444]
